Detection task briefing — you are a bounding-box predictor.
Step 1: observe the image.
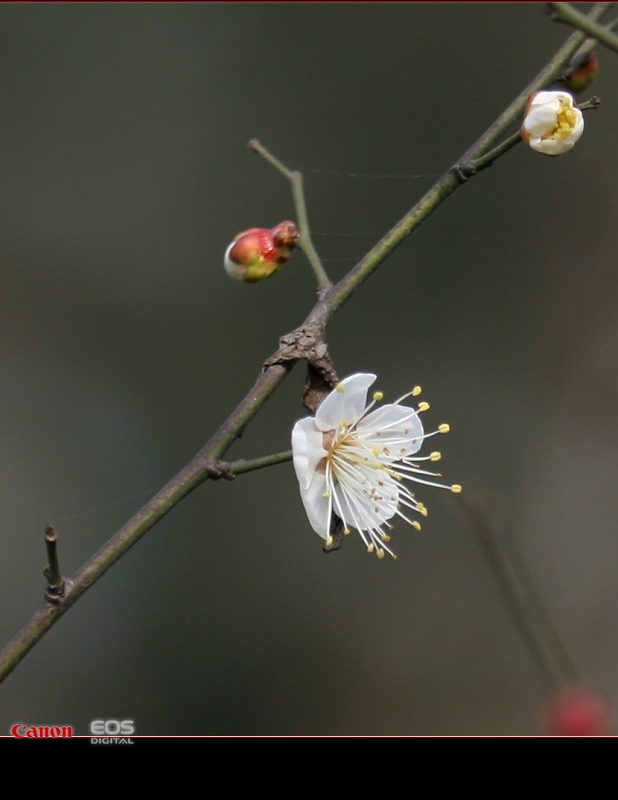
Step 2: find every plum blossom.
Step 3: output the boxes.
[521,90,584,156]
[292,373,461,559]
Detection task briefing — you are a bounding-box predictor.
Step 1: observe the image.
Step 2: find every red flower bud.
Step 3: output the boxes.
[559,51,600,95]
[543,686,612,736]
[224,221,300,283]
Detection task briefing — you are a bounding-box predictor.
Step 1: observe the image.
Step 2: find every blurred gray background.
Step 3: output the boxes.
[0,3,617,735]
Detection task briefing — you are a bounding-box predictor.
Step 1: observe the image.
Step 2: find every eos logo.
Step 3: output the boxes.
[89,719,135,736]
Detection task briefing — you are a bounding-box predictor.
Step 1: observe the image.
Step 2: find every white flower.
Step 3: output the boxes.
[521,90,584,156]
[291,373,461,559]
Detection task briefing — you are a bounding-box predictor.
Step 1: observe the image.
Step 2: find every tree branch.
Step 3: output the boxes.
[548,2,618,55]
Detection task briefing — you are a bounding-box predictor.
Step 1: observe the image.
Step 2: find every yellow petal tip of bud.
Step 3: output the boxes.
[373,391,384,401]
[325,536,333,547]
[451,484,462,494]
[439,423,450,434]
[418,401,430,412]
[412,386,422,396]
[430,451,441,461]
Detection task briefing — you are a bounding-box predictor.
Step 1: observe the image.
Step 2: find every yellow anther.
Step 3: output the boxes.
[373,391,384,401]
[373,446,380,456]
[377,548,385,559]
[412,386,422,396]
[343,528,351,535]
[336,384,346,393]
[438,423,450,434]
[451,484,462,494]
[418,401,430,412]
[325,536,334,547]
[412,520,422,531]
[322,491,332,499]
[430,451,441,461]
[367,543,375,553]
[382,534,391,542]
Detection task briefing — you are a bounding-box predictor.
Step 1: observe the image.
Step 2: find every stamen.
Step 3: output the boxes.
[418,401,430,412]
[372,391,383,401]
[438,423,450,433]
[412,386,422,396]
[325,536,334,547]
[451,484,462,493]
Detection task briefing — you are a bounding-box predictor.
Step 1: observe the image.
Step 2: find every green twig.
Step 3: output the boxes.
[471,131,524,173]
[226,450,293,477]
[249,139,331,290]
[549,2,618,54]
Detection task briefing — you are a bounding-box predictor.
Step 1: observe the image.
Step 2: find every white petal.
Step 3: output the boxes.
[297,466,330,539]
[530,91,564,110]
[528,137,576,156]
[292,417,327,490]
[524,104,559,139]
[571,109,585,141]
[315,373,377,432]
[357,403,424,457]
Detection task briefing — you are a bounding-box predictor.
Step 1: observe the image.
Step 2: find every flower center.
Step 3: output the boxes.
[544,96,578,142]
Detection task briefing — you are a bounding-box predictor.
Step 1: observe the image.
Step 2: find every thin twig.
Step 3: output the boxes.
[225,450,293,477]
[461,498,567,692]
[43,524,65,603]
[249,139,331,289]
[500,530,580,686]
[0,4,610,685]
[549,2,618,54]
[472,131,523,173]
[577,95,602,111]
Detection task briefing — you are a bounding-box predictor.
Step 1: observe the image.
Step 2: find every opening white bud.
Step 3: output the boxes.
[521,91,584,156]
